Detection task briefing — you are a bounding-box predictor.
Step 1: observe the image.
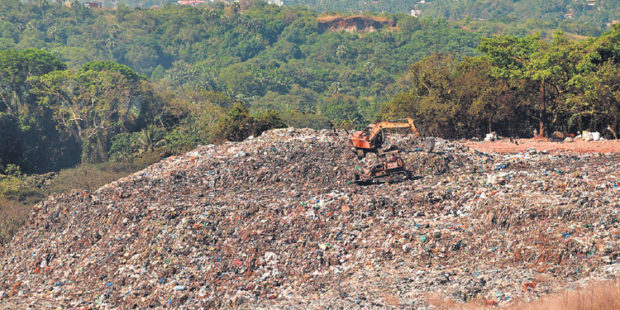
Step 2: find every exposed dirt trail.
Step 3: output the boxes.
[463,139,620,154]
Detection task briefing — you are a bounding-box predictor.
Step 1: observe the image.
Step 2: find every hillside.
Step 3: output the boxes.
[316,15,396,33]
[0,0,479,128]
[0,129,617,307]
[285,0,617,36]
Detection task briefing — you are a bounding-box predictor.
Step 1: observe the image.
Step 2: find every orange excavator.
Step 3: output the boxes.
[350,118,432,158]
[353,150,411,184]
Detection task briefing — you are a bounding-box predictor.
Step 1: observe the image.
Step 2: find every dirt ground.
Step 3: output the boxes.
[462,139,620,154]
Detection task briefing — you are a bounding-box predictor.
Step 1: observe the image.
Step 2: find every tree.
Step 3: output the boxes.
[0,49,66,116]
[565,25,619,135]
[320,93,363,129]
[28,62,150,163]
[253,109,286,135]
[214,102,287,142]
[479,34,554,136]
[0,113,21,170]
[214,102,253,142]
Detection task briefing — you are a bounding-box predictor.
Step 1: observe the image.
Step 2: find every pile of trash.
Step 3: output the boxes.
[0,128,617,308]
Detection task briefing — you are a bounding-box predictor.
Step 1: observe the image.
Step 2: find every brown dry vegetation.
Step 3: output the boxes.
[316,14,392,23]
[47,164,133,194]
[0,151,163,246]
[0,198,30,245]
[426,279,620,310]
[316,14,397,33]
[504,280,620,310]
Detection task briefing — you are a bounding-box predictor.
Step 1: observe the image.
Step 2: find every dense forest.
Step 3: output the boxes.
[380,28,619,139]
[286,0,617,37]
[82,0,618,38]
[0,0,480,127]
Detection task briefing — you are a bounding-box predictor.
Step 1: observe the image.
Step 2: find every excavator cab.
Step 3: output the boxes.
[351,125,382,148]
[349,118,422,158]
[350,118,432,185]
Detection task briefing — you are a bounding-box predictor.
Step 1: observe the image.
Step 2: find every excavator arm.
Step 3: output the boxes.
[350,118,422,156]
[371,118,420,139]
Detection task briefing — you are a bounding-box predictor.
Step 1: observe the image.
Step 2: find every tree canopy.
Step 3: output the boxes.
[379,26,619,139]
[0,1,481,130]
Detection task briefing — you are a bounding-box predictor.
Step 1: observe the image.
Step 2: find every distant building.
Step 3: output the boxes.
[410,9,421,17]
[85,2,103,8]
[178,0,206,5]
[564,9,574,19]
[267,0,283,6]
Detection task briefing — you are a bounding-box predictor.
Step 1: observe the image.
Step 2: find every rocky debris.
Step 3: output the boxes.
[317,15,396,34]
[0,128,618,308]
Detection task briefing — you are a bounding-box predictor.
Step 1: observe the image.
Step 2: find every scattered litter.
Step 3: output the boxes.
[0,128,617,308]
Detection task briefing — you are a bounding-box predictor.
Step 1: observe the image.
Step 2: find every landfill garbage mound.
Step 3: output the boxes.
[0,128,618,308]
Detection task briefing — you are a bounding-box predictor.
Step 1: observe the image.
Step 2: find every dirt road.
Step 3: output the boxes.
[463,139,620,154]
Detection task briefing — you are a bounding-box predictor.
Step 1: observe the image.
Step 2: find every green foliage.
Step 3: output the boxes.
[0,2,481,130]
[280,111,332,129]
[215,102,287,142]
[320,93,364,129]
[286,0,614,36]
[0,49,79,172]
[80,60,143,82]
[0,47,158,172]
[215,102,254,142]
[4,164,22,177]
[28,63,155,165]
[253,109,287,134]
[108,132,139,162]
[380,26,619,138]
[0,174,43,203]
[0,48,66,116]
[163,123,203,154]
[109,124,166,162]
[0,113,21,170]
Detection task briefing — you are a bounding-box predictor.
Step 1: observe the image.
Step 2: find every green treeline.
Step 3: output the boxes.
[0,0,480,128]
[380,27,619,138]
[285,0,616,37]
[0,49,285,174]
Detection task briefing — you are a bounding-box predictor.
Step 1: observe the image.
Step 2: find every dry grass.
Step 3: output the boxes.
[48,152,161,194]
[47,162,135,193]
[426,279,620,310]
[0,152,164,246]
[0,198,31,245]
[504,280,620,310]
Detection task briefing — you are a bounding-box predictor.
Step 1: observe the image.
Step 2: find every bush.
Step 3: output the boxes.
[215,103,288,142]
[0,198,31,245]
[4,164,22,177]
[214,102,254,142]
[48,161,139,193]
[163,126,203,154]
[253,110,287,135]
[109,132,139,163]
[0,175,44,203]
